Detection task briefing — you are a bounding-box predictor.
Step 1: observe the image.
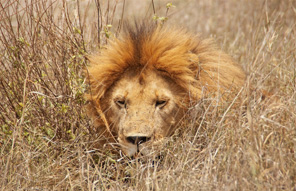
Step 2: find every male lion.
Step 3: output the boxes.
[86,22,246,156]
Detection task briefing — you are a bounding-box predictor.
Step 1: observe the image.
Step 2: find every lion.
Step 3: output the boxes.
[85,21,246,156]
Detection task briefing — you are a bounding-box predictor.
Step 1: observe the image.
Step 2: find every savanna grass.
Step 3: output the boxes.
[0,0,295,190]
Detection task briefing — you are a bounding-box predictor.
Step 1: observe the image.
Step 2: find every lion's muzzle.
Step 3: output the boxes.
[126,136,151,145]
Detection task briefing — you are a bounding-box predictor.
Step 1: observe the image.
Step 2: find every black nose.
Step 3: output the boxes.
[126,136,151,145]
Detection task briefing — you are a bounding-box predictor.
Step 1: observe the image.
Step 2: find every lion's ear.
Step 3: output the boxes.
[84,98,102,127]
[187,53,201,80]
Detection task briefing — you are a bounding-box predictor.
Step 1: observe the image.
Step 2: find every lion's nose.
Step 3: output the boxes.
[126,136,151,145]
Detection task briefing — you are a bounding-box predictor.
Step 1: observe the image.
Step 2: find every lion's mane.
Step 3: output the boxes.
[85,21,246,140]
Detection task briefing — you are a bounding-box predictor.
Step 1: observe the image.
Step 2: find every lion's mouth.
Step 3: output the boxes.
[119,137,166,157]
[122,141,150,156]
[124,144,138,156]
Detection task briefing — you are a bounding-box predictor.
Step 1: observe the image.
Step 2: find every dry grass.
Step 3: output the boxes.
[1,0,295,190]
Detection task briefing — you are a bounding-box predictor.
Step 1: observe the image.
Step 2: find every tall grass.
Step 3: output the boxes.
[1,0,295,190]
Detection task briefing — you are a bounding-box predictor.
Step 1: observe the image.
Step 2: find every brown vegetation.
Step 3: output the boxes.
[0,0,295,190]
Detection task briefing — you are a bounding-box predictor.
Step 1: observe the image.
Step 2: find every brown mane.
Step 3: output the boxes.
[85,21,246,141]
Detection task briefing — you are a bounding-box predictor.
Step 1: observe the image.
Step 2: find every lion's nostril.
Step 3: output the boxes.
[126,136,151,145]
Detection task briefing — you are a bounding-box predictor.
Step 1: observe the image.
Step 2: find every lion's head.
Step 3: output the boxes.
[86,22,246,156]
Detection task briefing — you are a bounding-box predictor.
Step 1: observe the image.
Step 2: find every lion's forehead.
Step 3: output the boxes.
[112,72,174,102]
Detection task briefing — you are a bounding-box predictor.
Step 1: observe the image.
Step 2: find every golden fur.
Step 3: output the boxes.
[85,22,246,155]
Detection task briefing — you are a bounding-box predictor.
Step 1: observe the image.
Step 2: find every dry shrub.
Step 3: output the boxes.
[0,0,295,190]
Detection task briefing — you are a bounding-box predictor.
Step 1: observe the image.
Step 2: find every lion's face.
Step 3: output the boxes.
[102,69,186,156]
[87,23,246,157]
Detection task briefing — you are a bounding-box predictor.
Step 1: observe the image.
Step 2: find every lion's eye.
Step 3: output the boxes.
[155,100,167,108]
[115,99,126,108]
